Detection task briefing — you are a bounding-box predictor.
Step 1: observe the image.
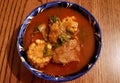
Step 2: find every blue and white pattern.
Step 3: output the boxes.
[17,1,102,82]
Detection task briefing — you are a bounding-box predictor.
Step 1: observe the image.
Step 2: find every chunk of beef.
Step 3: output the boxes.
[53,39,80,65]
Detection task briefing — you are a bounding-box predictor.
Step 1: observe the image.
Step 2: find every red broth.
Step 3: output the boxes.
[23,7,95,76]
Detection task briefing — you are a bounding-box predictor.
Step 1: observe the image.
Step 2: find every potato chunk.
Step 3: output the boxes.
[27,39,52,68]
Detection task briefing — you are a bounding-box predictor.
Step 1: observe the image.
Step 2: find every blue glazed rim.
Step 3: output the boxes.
[17,1,102,82]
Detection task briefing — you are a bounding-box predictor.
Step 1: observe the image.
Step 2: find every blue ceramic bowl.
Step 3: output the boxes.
[17,1,102,82]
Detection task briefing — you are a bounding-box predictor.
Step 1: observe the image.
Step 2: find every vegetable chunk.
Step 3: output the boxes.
[27,39,52,68]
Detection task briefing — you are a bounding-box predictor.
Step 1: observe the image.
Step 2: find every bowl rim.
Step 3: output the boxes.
[17,1,102,82]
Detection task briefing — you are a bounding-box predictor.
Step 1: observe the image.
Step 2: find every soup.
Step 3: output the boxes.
[23,7,95,76]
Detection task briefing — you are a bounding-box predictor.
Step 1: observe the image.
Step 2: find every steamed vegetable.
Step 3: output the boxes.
[58,33,71,45]
[27,39,52,68]
[49,16,60,23]
[43,43,53,57]
[37,24,48,41]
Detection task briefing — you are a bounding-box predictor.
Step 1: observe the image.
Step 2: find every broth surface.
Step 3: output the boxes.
[23,7,95,76]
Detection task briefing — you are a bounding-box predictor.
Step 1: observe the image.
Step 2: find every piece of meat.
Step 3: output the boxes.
[53,39,80,65]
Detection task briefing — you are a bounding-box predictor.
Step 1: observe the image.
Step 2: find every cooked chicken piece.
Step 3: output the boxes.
[27,39,52,68]
[53,39,80,65]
